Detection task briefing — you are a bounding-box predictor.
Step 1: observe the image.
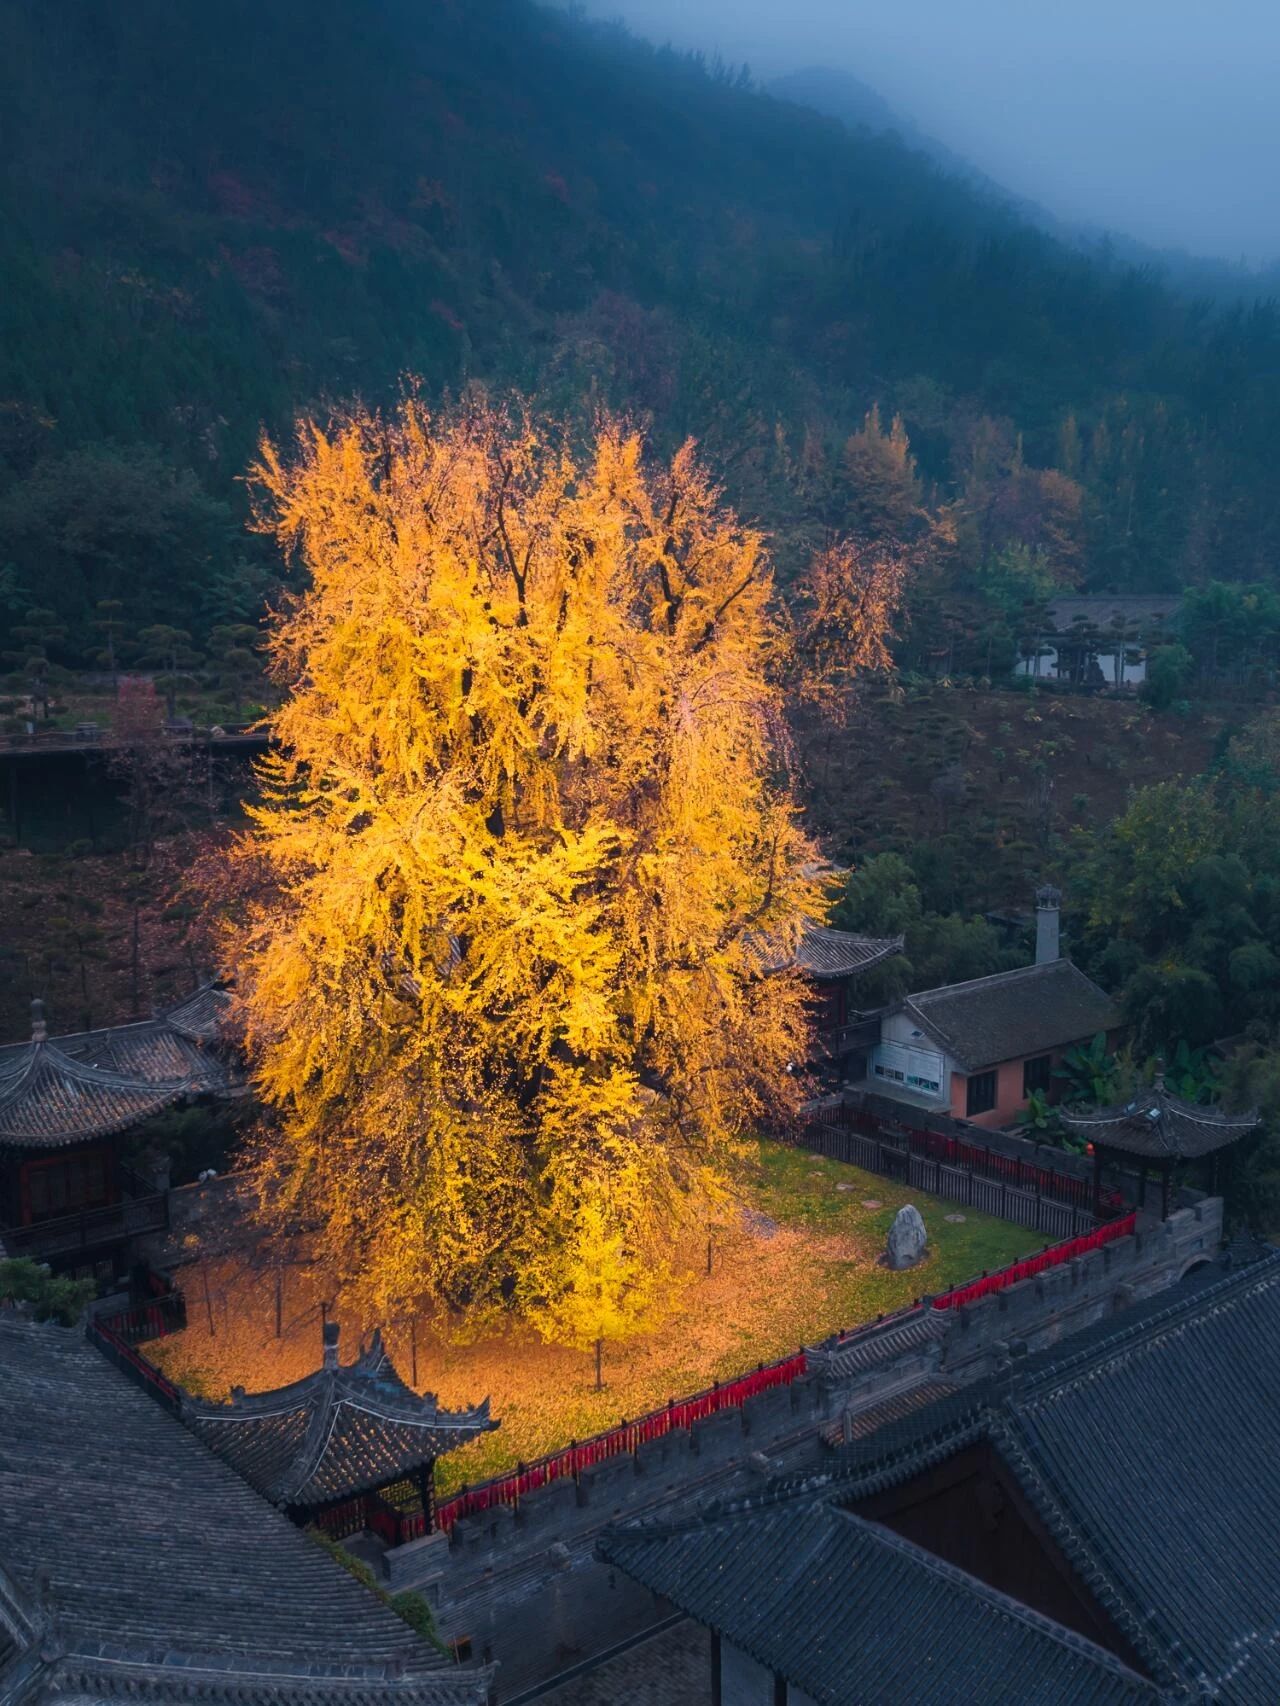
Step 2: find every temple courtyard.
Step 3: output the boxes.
[149,1140,1041,1492]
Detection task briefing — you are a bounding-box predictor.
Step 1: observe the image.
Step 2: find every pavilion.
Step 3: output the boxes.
[184,1321,496,1546]
[1061,1073,1259,1219]
[0,989,235,1277]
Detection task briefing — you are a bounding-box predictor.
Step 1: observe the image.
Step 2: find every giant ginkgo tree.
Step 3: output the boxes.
[221,397,901,1332]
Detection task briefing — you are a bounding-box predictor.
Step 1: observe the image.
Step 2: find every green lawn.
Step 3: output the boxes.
[752,1140,1046,1332]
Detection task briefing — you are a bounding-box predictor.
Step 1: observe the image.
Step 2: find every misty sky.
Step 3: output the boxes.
[582,0,1280,264]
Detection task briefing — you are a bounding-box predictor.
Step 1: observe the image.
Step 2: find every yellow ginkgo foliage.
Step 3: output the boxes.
[528,1189,669,1390]
[221,397,874,1333]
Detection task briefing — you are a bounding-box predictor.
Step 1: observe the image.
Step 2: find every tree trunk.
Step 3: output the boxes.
[594,1337,603,1391]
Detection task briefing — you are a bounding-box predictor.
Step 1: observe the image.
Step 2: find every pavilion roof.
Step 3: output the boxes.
[0,1003,230,1151]
[751,920,904,982]
[1039,595,1182,636]
[184,1325,496,1507]
[0,1314,489,1704]
[165,981,235,1044]
[793,923,904,981]
[1059,1084,1259,1160]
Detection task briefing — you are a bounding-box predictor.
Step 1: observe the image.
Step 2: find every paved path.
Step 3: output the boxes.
[532,1620,705,1705]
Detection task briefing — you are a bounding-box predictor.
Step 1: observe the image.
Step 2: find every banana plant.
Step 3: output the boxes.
[1054,1032,1118,1105]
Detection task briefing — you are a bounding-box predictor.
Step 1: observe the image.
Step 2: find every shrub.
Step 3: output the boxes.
[0,1257,96,1325]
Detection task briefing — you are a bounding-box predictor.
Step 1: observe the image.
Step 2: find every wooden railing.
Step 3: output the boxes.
[100,1291,188,1344]
[931,1213,1137,1308]
[435,1354,807,1534]
[2,722,266,757]
[86,1311,183,1414]
[435,1209,1144,1534]
[2,1189,168,1259]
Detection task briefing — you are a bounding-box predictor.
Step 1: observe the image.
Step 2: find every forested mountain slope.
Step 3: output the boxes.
[2,0,1280,659]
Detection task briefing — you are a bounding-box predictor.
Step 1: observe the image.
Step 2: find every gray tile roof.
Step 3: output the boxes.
[1060,1086,1259,1159]
[164,984,235,1045]
[0,1315,489,1705]
[184,1328,495,1506]
[793,924,904,981]
[900,959,1120,1072]
[825,1250,1280,1704]
[0,1016,229,1151]
[752,922,904,981]
[1040,596,1182,635]
[602,1496,1157,1704]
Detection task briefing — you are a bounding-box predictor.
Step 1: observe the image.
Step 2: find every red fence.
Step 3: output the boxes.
[435,1213,1142,1533]
[100,1292,188,1345]
[87,1314,184,1414]
[435,1354,807,1533]
[313,1488,429,1549]
[932,1212,1137,1310]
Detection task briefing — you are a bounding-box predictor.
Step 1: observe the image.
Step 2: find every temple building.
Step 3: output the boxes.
[1061,1072,1260,1219]
[184,1321,495,1546]
[603,1241,1280,1704]
[0,989,235,1279]
[866,958,1119,1128]
[0,1308,491,1704]
[861,891,1121,1128]
[790,922,903,1065]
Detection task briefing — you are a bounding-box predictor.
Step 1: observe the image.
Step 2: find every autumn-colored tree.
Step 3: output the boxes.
[530,1191,666,1389]
[218,398,882,1331]
[841,406,923,543]
[791,538,906,725]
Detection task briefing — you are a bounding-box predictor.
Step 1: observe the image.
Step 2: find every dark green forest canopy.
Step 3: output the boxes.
[3,0,1280,657]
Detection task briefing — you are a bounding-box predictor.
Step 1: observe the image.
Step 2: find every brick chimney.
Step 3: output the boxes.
[1035,885,1062,965]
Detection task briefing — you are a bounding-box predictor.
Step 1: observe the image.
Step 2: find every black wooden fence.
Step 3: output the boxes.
[799,1104,1111,1239]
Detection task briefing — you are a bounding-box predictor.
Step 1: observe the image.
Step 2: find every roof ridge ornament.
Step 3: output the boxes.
[322,1319,340,1371]
[30,999,46,1043]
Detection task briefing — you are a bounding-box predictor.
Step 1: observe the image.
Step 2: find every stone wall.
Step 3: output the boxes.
[401,1199,1222,1701]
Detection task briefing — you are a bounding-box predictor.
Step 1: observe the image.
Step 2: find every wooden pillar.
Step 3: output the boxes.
[417,1460,436,1534]
[1161,1163,1172,1222]
[710,1630,722,1706]
[1091,1144,1103,1220]
[1138,1163,1147,1210]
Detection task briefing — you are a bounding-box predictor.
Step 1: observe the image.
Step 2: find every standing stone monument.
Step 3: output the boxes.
[885,1203,928,1270]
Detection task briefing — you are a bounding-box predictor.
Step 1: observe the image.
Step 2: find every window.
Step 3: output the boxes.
[873,1041,943,1096]
[1023,1054,1053,1096]
[966,1071,997,1117]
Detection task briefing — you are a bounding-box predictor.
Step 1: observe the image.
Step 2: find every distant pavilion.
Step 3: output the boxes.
[1062,1074,1260,1219]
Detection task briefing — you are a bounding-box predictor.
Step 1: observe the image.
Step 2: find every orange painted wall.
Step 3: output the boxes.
[949,1058,1039,1129]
